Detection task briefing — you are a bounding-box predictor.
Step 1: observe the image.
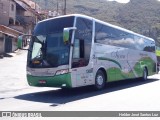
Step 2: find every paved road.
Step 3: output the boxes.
[0,51,160,114]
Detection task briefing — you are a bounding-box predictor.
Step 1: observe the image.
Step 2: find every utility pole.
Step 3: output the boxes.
[64,0,66,15]
[44,0,48,18]
[45,0,48,10]
[35,1,37,24]
[57,0,58,16]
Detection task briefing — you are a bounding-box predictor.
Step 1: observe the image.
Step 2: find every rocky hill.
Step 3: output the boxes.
[33,0,160,45]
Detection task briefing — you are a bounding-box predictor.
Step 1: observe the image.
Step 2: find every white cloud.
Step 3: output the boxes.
[107,0,160,3]
[107,0,130,3]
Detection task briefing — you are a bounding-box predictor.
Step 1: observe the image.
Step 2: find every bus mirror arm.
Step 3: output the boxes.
[67,42,74,47]
[71,43,74,47]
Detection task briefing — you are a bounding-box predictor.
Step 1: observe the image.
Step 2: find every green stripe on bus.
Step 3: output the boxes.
[98,57,156,82]
[98,57,122,69]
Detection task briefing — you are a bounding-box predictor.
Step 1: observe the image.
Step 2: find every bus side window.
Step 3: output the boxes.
[72,17,92,68]
[72,39,86,68]
[79,39,84,58]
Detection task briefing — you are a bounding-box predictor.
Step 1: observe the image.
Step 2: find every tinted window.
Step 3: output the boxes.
[134,36,144,50]
[95,22,118,45]
[144,39,155,52]
[95,22,135,49]
[134,36,155,52]
[28,16,74,68]
[72,17,93,68]
[34,16,74,35]
[95,22,155,52]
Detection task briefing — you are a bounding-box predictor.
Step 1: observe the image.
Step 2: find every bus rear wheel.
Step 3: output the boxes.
[142,68,148,81]
[94,70,106,90]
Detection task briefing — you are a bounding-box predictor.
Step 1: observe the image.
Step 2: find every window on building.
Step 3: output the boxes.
[11,4,14,11]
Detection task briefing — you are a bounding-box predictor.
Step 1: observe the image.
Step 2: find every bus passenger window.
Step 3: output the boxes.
[72,39,86,68]
[72,17,92,68]
[79,39,84,58]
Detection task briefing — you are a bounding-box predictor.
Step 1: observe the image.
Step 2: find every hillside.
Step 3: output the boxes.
[33,0,160,45]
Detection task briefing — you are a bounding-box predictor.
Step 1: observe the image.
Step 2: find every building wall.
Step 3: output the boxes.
[0,0,16,25]
[16,8,25,16]
[24,9,34,16]
[0,32,5,54]
[12,37,17,52]
[0,25,23,53]
[0,32,18,54]
[9,0,16,24]
[4,35,12,53]
[15,0,37,34]
[0,0,10,26]
[9,25,24,32]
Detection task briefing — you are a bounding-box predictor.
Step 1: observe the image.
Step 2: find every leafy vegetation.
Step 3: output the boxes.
[33,0,160,46]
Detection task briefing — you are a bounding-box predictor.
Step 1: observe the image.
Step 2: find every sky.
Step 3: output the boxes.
[107,0,130,3]
[107,0,160,3]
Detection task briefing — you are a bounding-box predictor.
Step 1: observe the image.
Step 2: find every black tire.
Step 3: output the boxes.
[142,68,148,81]
[94,70,106,90]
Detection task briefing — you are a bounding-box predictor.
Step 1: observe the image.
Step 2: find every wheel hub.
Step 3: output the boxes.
[97,75,103,86]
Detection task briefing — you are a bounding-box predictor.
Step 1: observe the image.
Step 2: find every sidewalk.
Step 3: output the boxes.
[0,50,28,93]
[0,45,29,59]
[0,50,19,59]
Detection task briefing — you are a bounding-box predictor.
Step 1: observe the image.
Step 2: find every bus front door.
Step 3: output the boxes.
[70,17,93,87]
[71,39,94,87]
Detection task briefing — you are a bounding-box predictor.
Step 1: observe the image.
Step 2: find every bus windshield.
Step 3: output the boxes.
[28,16,74,68]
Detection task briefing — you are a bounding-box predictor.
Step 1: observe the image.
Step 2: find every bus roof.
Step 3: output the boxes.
[38,14,155,42]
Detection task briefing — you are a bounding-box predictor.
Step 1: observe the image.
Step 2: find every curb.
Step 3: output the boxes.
[0,54,4,59]
[0,49,21,59]
[0,45,28,59]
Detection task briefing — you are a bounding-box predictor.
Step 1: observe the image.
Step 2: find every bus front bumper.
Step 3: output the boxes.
[27,73,72,88]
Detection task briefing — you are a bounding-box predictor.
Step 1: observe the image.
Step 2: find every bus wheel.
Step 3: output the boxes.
[142,68,148,81]
[94,70,106,90]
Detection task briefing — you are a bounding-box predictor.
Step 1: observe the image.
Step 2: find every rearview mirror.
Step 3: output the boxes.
[63,27,77,44]
[63,28,69,43]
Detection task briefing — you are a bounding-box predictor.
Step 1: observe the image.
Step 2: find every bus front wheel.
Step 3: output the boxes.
[94,70,106,90]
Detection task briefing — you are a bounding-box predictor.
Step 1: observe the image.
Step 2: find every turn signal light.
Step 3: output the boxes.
[33,60,40,64]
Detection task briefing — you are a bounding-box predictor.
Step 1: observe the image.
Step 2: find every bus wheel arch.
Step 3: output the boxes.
[94,68,107,90]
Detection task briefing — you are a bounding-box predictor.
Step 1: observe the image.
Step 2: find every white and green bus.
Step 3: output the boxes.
[18,14,157,90]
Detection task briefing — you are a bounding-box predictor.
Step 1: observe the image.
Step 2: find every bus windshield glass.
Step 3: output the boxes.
[28,16,74,68]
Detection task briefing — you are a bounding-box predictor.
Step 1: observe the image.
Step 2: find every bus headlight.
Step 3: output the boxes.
[27,71,32,75]
[55,69,69,75]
